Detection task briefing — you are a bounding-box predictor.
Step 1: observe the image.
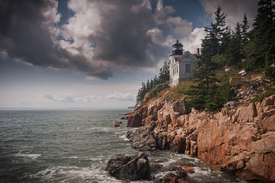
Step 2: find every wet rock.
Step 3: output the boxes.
[125,130,133,139]
[173,135,186,153]
[177,163,195,174]
[112,121,122,127]
[106,152,150,181]
[154,166,190,183]
[131,122,156,151]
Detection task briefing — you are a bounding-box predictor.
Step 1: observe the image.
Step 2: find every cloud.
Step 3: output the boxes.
[84,95,101,103]
[182,28,207,53]
[106,92,135,101]
[42,93,100,103]
[43,93,76,103]
[199,0,258,28]
[0,0,205,79]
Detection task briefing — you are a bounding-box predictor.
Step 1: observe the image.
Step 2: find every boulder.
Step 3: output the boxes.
[155,166,189,183]
[127,105,148,127]
[164,97,189,126]
[113,121,122,127]
[125,131,133,139]
[106,152,150,181]
[131,122,156,151]
[142,93,150,105]
[177,163,195,174]
[261,95,275,108]
[238,70,246,76]
[232,103,257,123]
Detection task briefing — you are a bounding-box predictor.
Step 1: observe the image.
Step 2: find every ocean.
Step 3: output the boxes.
[0,110,245,183]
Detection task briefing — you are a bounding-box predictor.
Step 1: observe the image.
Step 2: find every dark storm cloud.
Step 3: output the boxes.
[86,0,169,68]
[0,0,172,79]
[0,0,114,79]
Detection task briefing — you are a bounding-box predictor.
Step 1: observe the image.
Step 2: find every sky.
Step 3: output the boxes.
[0,0,259,109]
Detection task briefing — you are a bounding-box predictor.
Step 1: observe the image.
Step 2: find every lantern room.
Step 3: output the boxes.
[171,40,183,55]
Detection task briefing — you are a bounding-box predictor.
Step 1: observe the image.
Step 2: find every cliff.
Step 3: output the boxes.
[126,92,275,182]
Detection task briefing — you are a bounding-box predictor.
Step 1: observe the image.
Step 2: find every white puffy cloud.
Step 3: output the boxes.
[106,92,135,101]
[182,28,207,53]
[42,93,101,103]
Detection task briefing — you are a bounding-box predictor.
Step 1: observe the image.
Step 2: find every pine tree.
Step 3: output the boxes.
[241,14,249,45]
[150,79,154,90]
[146,79,150,91]
[159,61,170,84]
[245,0,275,71]
[227,22,243,66]
[185,6,229,110]
[205,6,228,55]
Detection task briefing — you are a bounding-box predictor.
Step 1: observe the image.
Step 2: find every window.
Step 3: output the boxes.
[186,64,191,73]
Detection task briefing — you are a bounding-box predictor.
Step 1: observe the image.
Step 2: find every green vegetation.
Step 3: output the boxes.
[135,61,170,106]
[184,1,275,112]
[135,0,275,111]
[149,83,169,99]
[252,90,275,103]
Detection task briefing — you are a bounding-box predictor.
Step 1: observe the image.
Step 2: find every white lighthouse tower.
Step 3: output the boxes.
[169,40,197,87]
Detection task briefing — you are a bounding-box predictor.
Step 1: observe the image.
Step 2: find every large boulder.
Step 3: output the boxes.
[127,105,148,127]
[164,97,189,126]
[130,122,157,151]
[106,152,150,181]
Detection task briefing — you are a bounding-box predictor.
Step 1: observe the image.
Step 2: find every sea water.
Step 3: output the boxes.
[0,110,245,183]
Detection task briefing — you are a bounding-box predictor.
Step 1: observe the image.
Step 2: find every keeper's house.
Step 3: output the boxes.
[169,40,199,87]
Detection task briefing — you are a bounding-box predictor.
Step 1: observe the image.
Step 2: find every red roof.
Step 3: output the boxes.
[174,53,186,62]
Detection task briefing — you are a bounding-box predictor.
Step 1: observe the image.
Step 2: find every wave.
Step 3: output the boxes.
[15,151,41,160]
[29,165,123,183]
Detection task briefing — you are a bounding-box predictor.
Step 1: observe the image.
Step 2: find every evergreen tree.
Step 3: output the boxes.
[184,6,229,110]
[245,0,275,70]
[146,79,150,91]
[150,79,154,90]
[159,61,170,84]
[205,6,228,55]
[241,14,249,45]
[154,75,159,85]
[135,62,170,105]
[227,22,243,66]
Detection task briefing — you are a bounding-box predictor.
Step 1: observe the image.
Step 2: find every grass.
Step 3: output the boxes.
[167,80,196,101]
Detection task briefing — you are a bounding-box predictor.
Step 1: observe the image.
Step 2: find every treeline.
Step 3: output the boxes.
[185,0,275,111]
[135,61,169,106]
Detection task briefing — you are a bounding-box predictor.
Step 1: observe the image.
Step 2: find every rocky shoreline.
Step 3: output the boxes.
[123,92,275,182]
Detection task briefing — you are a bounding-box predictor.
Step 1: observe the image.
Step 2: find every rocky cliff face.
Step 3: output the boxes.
[127,93,275,182]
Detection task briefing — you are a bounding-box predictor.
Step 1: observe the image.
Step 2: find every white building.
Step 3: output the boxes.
[169,40,198,87]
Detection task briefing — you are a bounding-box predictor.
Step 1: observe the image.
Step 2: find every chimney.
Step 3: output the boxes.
[197,48,200,55]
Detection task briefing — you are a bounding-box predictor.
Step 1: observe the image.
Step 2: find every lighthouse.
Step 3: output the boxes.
[169,40,197,87]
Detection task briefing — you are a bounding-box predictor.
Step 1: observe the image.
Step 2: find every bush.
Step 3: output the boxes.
[252,90,275,103]
[149,83,169,99]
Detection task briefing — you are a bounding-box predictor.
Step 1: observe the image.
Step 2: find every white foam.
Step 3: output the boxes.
[119,134,130,141]
[15,151,41,159]
[68,156,78,159]
[188,166,211,176]
[30,165,122,183]
[158,158,178,167]
[154,171,177,179]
